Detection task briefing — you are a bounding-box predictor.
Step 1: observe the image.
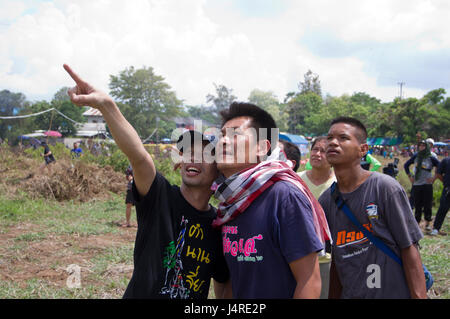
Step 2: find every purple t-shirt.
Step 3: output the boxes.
[221,180,324,299]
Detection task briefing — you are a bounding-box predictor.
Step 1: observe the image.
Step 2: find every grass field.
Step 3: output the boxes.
[0,149,448,299]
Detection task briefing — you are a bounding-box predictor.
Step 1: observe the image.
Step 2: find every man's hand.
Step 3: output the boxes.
[63,64,112,110]
[63,64,156,197]
[409,176,415,184]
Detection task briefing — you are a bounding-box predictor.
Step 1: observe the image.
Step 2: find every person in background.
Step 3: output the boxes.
[124,165,136,228]
[360,153,382,171]
[431,156,450,236]
[404,140,440,231]
[70,142,83,158]
[298,136,336,200]
[425,138,438,158]
[297,136,336,299]
[40,141,56,172]
[279,139,301,172]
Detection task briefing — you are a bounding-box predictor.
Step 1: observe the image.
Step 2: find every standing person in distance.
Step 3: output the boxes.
[124,165,136,228]
[319,117,427,299]
[279,139,301,172]
[431,156,450,236]
[40,141,56,173]
[298,136,336,200]
[63,64,229,299]
[298,136,336,299]
[404,140,440,231]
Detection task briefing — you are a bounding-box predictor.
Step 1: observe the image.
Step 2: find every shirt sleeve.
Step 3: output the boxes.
[403,154,417,175]
[437,159,449,175]
[276,188,324,263]
[383,188,423,249]
[131,172,171,226]
[368,154,382,171]
[431,156,440,168]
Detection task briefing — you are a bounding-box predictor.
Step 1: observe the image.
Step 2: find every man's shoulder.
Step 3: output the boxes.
[137,172,179,201]
[266,180,313,210]
[365,172,403,192]
[270,180,306,197]
[318,186,333,204]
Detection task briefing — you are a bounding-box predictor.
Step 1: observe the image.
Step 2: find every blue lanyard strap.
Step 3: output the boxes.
[330,182,403,267]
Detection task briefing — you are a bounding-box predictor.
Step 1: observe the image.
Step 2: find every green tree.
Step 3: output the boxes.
[298,69,322,96]
[109,66,183,140]
[206,83,237,124]
[420,89,450,140]
[0,90,29,140]
[286,92,323,135]
[284,70,323,135]
[185,105,217,126]
[423,88,446,105]
[247,89,288,131]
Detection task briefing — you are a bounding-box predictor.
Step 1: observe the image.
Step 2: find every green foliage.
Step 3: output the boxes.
[205,83,237,124]
[298,69,322,96]
[109,66,183,140]
[286,92,323,135]
[0,90,29,141]
[247,89,289,131]
[185,105,218,127]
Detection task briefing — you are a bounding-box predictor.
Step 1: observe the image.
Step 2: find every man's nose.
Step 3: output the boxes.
[327,137,338,147]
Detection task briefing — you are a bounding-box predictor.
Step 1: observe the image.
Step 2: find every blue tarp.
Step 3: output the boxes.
[367,137,403,146]
[279,133,309,145]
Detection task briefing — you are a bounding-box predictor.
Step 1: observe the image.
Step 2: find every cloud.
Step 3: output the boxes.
[0,0,448,106]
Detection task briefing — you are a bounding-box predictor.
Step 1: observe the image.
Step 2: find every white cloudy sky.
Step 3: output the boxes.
[1,0,449,106]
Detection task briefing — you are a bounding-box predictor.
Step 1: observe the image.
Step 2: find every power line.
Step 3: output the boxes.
[0,107,83,125]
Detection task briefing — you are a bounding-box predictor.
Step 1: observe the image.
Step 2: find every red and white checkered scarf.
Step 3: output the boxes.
[212,160,331,245]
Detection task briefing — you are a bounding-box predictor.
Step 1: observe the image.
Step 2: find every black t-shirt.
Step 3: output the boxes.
[123,172,229,299]
[438,157,450,188]
[43,144,55,162]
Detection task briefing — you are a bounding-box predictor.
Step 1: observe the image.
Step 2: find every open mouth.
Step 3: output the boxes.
[185,166,201,176]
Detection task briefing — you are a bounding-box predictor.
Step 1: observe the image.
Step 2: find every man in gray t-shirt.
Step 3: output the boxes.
[404,141,440,228]
[319,172,423,298]
[321,116,427,299]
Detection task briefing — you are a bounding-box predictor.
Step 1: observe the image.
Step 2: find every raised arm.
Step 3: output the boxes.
[63,64,155,196]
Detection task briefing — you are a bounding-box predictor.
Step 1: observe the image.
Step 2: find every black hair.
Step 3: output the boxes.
[176,130,214,154]
[220,102,278,155]
[330,116,368,143]
[310,136,328,150]
[279,140,301,172]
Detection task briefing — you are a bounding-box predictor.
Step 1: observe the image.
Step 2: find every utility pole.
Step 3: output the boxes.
[398,82,405,100]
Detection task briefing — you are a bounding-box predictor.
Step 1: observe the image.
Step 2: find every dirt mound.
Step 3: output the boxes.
[1,148,126,202]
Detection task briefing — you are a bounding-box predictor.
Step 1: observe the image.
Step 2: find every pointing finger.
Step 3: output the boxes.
[63,64,85,85]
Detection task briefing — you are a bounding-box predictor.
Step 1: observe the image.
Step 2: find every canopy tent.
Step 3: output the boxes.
[279,133,309,145]
[22,132,45,138]
[434,142,449,146]
[279,132,309,154]
[366,137,403,146]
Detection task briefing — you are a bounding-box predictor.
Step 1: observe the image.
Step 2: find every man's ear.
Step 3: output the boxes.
[288,160,296,169]
[257,139,271,158]
[360,143,369,157]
